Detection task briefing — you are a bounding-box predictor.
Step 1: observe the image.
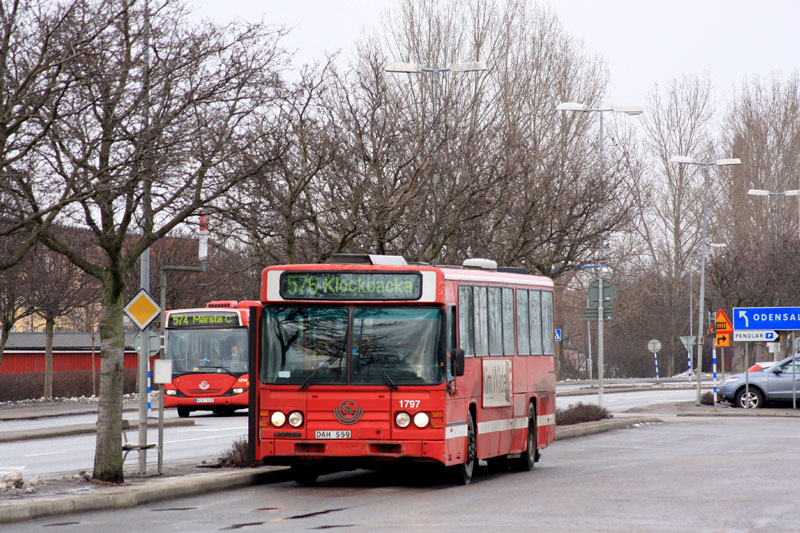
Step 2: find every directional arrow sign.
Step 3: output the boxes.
[733,307,800,331]
[733,330,778,342]
[715,333,730,347]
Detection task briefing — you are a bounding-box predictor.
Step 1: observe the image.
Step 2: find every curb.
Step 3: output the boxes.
[557,385,713,397]
[677,410,800,418]
[0,465,290,524]
[555,417,662,440]
[0,418,195,443]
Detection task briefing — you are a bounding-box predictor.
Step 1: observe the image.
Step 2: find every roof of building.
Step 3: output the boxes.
[4,332,140,352]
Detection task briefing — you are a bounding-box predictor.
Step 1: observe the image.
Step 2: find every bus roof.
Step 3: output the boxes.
[261,258,553,303]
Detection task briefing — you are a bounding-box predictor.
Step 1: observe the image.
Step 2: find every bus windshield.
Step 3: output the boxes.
[261,306,443,386]
[165,327,249,375]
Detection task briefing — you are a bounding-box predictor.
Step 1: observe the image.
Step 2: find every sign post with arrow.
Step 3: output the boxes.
[712,310,734,409]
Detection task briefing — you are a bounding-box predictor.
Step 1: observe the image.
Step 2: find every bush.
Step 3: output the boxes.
[0,369,138,401]
[700,391,715,406]
[218,436,261,467]
[556,402,612,426]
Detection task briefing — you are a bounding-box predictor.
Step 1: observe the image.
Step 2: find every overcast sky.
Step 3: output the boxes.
[191,0,799,107]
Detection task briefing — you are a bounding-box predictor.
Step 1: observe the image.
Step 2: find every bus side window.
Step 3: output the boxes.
[458,285,475,356]
[448,305,457,354]
[475,286,489,356]
[542,291,555,354]
[502,287,515,355]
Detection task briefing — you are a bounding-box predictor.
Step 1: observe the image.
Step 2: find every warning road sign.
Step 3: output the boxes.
[715,309,733,333]
[715,333,730,347]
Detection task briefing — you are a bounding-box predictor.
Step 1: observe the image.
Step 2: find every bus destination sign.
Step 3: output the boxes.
[280,271,422,301]
[168,311,239,328]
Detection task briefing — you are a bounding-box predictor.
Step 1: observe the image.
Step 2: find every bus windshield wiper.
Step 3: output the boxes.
[195,364,236,376]
[362,356,398,390]
[300,353,342,390]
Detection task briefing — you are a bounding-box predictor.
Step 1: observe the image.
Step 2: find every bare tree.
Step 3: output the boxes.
[0,0,113,269]
[0,259,37,365]
[34,0,287,482]
[26,243,100,397]
[630,74,716,375]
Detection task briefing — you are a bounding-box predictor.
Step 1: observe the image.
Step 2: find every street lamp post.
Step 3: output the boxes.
[385,61,488,200]
[557,102,642,407]
[670,156,741,405]
[747,188,800,243]
[748,188,799,360]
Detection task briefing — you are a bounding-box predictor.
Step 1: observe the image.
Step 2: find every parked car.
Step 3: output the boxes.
[720,355,800,408]
[748,361,776,373]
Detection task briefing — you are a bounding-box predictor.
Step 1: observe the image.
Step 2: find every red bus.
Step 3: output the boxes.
[248,255,556,485]
[163,300,258,417]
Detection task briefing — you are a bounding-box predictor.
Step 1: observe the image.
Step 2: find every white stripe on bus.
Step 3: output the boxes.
[442,272,554,288]
[436,414,557,440]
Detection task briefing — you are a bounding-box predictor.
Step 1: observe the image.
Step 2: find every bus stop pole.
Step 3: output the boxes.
[158,381,164,474]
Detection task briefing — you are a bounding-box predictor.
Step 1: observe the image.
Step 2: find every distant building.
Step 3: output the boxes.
[1,331,144,374]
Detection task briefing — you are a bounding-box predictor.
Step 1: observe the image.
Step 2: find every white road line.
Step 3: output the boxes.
[165,433,245,444]
[25,451,67,458]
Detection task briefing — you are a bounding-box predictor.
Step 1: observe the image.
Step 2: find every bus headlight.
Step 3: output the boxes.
[413,412,430,428]
[270,411,286,427]
[288,411,304,428]
[395,412,411,428]
[232,388,247,394]
[165,390,177,396]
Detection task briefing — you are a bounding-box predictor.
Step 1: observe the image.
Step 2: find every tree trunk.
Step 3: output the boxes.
[44,316,55,398]
[0,324,9,370]
[92,282,126,483]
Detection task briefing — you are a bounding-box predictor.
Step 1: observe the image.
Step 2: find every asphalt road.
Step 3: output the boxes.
[9,415,800,532]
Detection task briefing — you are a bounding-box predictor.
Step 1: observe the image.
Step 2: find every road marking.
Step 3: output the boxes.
[165,433,245,444]
[0,466,27,473]
[25,451,67,458]
[188,427,245,433]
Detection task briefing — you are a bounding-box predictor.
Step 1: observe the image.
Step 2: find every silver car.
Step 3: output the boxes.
[719,355,800,408]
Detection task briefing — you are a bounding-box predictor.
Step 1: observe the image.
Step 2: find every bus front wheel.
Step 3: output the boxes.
[291,462,319,486]
[448,411,476,485]
[177,407,191,418]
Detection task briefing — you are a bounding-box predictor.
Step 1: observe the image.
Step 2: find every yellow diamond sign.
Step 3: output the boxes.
[124,289,161,330]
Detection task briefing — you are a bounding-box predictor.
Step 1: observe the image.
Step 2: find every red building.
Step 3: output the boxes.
[1,332,145,374]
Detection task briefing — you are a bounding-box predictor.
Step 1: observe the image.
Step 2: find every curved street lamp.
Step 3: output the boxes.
[557,102,642,407]
[747,188,800,243]
[670,155,741,405]
[385,61,488,215]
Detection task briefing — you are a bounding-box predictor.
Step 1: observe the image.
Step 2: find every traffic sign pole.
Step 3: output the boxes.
[647,339,661,381]
[712,345,718,409]
[653,352,659,380]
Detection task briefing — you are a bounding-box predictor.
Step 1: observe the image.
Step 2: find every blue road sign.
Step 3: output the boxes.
[554,329,562,342]
[733,307,800,331]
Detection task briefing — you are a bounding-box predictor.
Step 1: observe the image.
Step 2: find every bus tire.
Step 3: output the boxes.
[448,411,476,485]
[514,404,536,472]
[291,463,319,486]
[177,407,191,418]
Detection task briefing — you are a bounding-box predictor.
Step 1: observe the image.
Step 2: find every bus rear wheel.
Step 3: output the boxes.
[448,411,476,485]
[177,407,191,418]
[513,404,536,471]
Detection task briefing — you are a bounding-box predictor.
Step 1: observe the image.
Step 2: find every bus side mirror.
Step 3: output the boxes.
[453,348,465,377]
